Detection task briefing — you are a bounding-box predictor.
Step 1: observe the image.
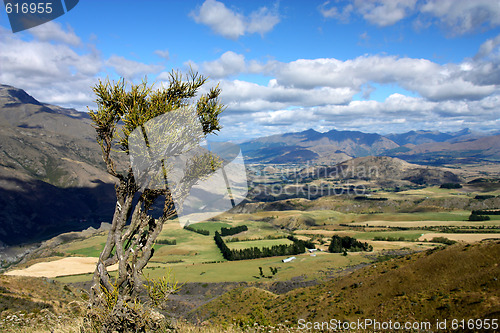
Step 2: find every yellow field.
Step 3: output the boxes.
[419,233,500,242]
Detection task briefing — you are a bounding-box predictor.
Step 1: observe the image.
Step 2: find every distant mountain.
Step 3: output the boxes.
[386,130,455,145]
[388,134,500,164]
[297,156,462,186]
[0,84,116,245]
[385,128,485,146]
[242,127,500,165]
[240,129,398,164]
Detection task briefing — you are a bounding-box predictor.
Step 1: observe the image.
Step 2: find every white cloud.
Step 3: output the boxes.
[320,0,416,26]
[154,49,170,60]
[421,0,500,35]
[319,0,500,35]
[29,21,81,46]
[218,79,355,112]
[231,92,500,136]
[202,51,246,78]
[475,34,500,59]
[190,0,279,40]
[271,55,496,101]
[247,6,281,36]
[319,1,353,22]
[0,24,165,110]
[106,55,164,80]
[0,28,99,109]
[355,0,417,27]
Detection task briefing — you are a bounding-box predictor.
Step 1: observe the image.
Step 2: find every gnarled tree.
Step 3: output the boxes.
[87,71,224,328]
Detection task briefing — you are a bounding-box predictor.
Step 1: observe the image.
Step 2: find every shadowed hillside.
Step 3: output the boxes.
[0,85,117,246]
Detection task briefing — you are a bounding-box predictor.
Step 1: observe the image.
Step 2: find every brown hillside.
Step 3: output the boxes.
[191,240,500,328]
[299,156,462,185]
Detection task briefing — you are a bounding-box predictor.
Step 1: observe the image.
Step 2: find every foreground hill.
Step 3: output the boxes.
[190,240,500,326]
[0,84,116,245]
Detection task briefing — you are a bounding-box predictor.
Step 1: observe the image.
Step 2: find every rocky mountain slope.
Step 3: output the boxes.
[0,84,116,246]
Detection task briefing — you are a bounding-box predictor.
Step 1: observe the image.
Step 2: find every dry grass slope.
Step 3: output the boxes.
[191,240,500,327]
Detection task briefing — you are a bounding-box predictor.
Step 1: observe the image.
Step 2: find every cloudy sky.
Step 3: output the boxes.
[1,0,499,141]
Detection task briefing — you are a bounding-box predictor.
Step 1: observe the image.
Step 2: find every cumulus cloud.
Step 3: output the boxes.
[29,21,81,46]
[0,27,99,109]
[319,1,353,22]
[319,0,500,35]
[218,79,355,112]
[106,55,164,80]
[202,51,246,78]
[421,0,500,35]
[271,56,496,101]
[319,0,417,26]
[475,34,500,60]
[154,49,170,60]
[234,92,500,136]
[190,0,279,40]
[355,0,417,27]
[0,24,165,110]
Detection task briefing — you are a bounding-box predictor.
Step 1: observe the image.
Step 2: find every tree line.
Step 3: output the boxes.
[214,231,314,261]
[328,235,373,253]
[183,225,210,235]
[220,225,248,236]
[471,210,500,215]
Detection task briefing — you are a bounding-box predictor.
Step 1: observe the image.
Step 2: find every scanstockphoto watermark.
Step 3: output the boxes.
[128,106,248,227]
[254,161,381,181]
[297,318,432,331]
[250,182,367,199]
[297,318,499,331]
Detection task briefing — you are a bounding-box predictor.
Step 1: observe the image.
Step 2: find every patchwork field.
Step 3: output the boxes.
[3,180,500,292]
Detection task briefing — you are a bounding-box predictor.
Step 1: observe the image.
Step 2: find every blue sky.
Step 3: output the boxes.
[1,0,500,141]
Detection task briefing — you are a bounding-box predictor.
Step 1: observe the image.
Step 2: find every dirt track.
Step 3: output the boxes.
[4,257,118,278]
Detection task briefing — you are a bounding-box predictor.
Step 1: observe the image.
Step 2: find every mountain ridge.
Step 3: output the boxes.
[241,127,500,164]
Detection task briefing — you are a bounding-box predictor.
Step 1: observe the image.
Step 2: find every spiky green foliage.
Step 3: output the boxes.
[86,71,225,332]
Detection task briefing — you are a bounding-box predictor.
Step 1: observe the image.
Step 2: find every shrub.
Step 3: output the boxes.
[468,213,491,221]
[430,237,456,245]
[440,183,462,189]
[328,235,372,253]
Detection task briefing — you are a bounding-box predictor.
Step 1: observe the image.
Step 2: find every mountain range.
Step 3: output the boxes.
[0,83,498,245]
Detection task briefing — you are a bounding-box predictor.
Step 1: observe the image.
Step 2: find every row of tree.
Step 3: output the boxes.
[471,210,500,215]
[183,225,210,235]
[328,235,373,253]
[214,231,311,261]
[155,238,176,245]
[440,183,462,189]
[220,225,248,236]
